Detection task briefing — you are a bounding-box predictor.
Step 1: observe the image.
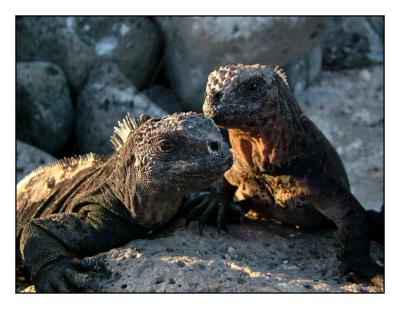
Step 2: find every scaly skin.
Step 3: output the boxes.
[186,64,384,288]
[17,112,232,292]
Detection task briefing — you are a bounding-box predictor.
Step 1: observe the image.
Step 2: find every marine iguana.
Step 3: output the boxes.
[17,112,232,292]
[185,64,384,288]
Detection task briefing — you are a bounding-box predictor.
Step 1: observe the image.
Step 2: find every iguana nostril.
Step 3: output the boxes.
[214,92,222,101]
[209,141,220,152]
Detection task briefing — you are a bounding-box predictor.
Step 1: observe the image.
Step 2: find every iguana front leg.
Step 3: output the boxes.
[309,177,384,288]
[20,204,142,292]
[184,177,244,235]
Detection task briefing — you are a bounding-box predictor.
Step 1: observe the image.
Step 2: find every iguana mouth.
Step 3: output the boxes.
[175,155,232,180]
[205,104,244,128]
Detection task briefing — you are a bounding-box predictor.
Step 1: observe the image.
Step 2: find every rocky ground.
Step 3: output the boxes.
[20,217,383,293]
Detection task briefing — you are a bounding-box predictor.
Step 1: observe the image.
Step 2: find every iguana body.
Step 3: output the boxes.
[17,112,232,292]
[187,64,383,288]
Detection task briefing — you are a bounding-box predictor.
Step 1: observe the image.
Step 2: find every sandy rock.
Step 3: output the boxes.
[75,62,167,155]
[16,140,56,184]
[17,61,74,154]
[156,16,331,110]
[17,16,162,92]
[298,66,383,210]
[85,219,383,293]
[322,17,383,70]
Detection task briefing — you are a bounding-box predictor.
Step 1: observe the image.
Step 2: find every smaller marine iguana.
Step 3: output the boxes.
[186,64,384,288]
[17,112,232,292]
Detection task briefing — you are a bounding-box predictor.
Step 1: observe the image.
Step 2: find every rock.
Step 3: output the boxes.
[74,17,162,89]
[17,16,162,92]
[155,17,332,110]
[75,62,167,155]
[16,61,74,154]
[298,66,383,211]
[83,219,383,293]
[17,17,96,92]
[143,85,184,113]
[367,17,384,39]
[16,140,56,183]
[322,17,383,70]
[284,46,322,96]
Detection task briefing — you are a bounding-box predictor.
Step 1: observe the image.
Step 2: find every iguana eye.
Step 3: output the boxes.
[244,80,262,93]
[157,139,175,153]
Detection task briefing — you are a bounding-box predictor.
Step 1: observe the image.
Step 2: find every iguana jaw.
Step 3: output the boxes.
[173,154,232,180]
[204,101,268,131]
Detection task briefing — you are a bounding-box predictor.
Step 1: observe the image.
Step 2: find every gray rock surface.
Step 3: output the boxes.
[74,17,162,89]
[298,66,383,211]
[143,85,184,113]
[322,17,383,69]
[75,62,167,155]
[17,17,96,92]
[16,140,56,183]
[285,46,323,96]
[156,16,332,110]
[17,16,162,92]
[17,61,74,154]
[84,219,383,293]
[367,17,384,39]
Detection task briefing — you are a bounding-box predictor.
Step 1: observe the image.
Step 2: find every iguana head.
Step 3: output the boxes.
[112,112,232,191]
[110,112,232,227]
[203,64,300,131]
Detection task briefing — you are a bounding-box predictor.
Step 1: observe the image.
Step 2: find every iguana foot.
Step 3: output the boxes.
[338,256,384,289]
[34,257,111,293]
[184,189,244,236]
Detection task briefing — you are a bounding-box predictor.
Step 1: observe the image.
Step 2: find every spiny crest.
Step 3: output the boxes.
[30,153,100,175]
[206,64,244,96]
[110,113,152,151]
[273,65,289,88]
[206,64,289,96]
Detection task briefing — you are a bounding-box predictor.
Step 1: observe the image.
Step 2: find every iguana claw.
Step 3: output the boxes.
[35,257,111,293]
[338,256,384,289]
[184,189,244,236]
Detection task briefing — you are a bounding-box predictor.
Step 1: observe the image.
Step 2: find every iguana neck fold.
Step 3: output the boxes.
[228,97,310,173]
[104,156,184,229]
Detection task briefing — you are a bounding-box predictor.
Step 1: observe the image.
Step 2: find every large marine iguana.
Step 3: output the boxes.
[185,64,384,288]
[17,112,232,292]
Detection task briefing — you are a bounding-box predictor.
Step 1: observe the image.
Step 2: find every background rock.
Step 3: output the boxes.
[74,17,163,89]
[143,85,184,113]
[75,62,167,155]
[17,61,74,154]
[285,46,323,96]
[367,17,384,39]
[16,140,56,183]
[17,17,96,93]
[298,66,383,211]
[17,16,162,92]
[156,16,332,110]
[322,17,383,70]
[83,219,383,293]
